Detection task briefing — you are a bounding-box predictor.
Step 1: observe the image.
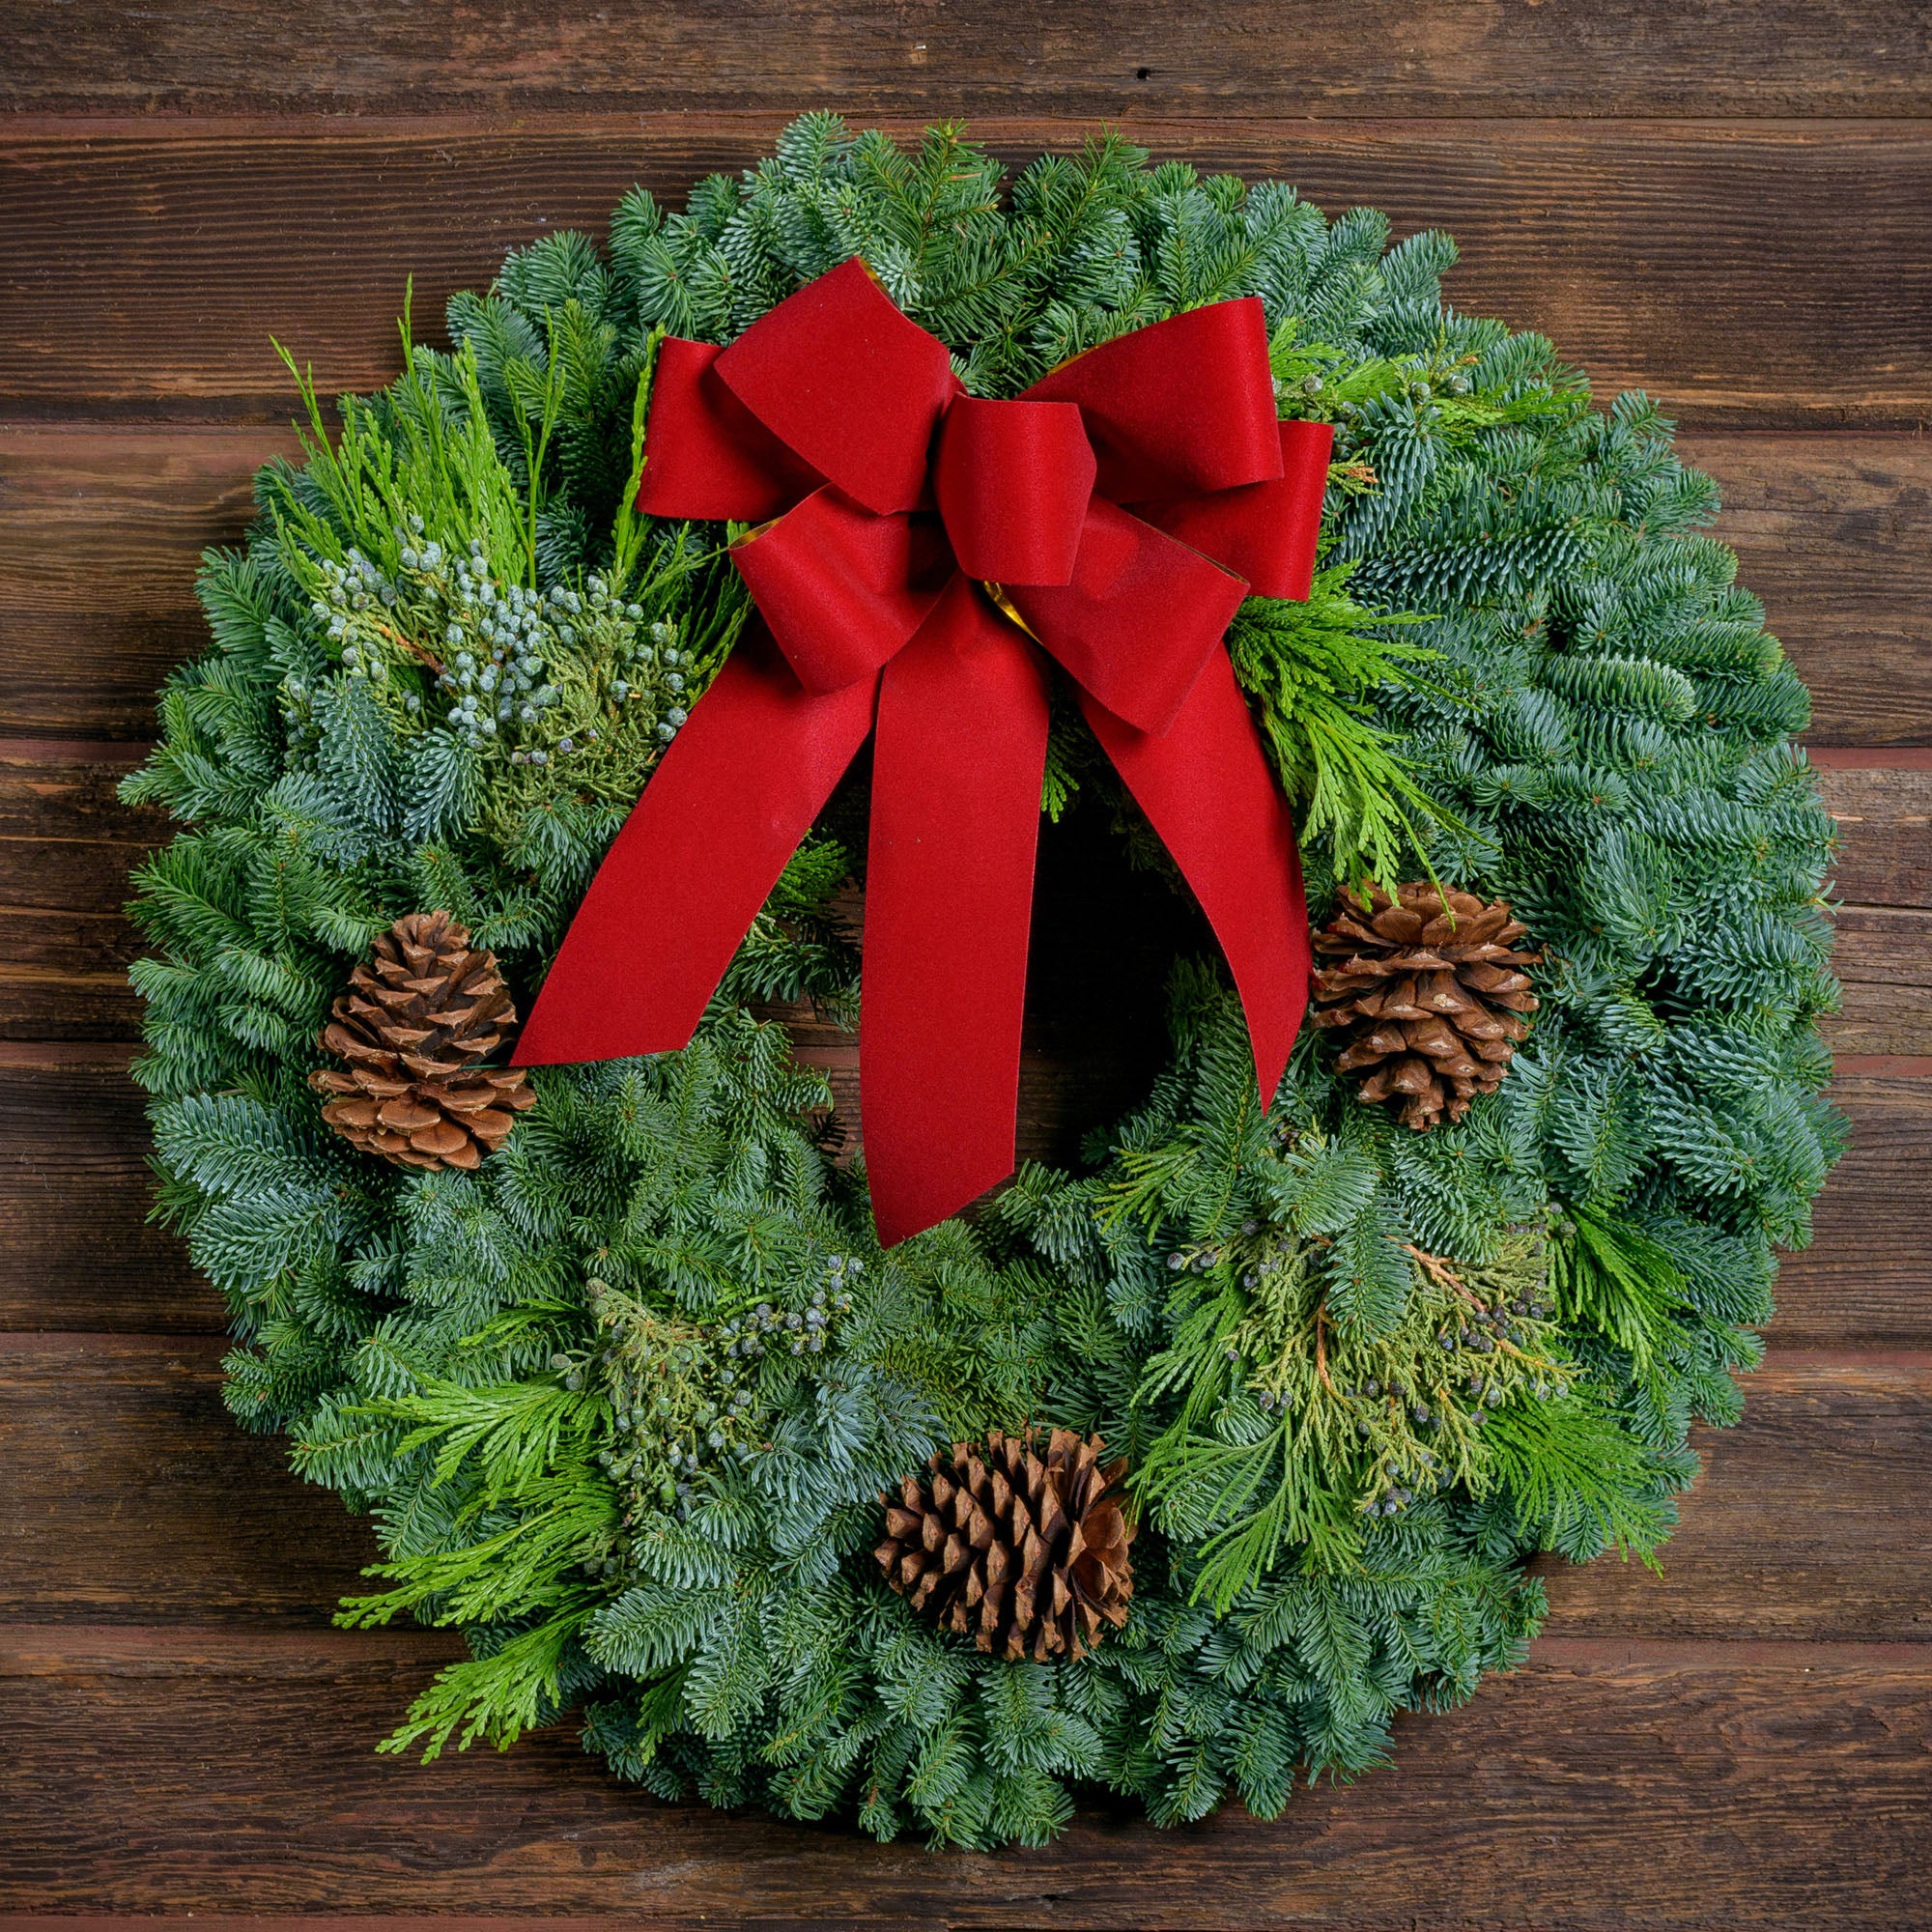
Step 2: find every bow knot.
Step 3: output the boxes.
[933,395,1094,587]
[518,257,1334,1247]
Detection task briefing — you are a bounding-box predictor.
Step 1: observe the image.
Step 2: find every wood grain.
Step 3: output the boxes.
[1536,1353,1932,1641]
[0,1061,216,1333]
[9,428,1931,742]
[0,428,297,740]
[3,1336,1922,1638]
[0,1336,377,1621]
[1774,1074,1932,1346]
[0,1625,1924,1921]
[0,744,1918,1337]
[3,2,1928,119]
[3,120,1927,429]
[1682,434,1932,749]
[0,749,1914,952]
[0,754,1918,1051]
[1825,907,1932,1057]
[1818,762,1932,904]
[0,747,158,1037]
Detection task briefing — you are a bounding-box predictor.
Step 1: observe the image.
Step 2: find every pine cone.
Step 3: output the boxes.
[875,1428,1135,1662]
[1312,882,1540,1130]
[309,911,536,1171]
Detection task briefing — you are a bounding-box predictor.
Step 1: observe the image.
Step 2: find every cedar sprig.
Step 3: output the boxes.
[1226,565,1448,896]
[1132,1220,1570,1605]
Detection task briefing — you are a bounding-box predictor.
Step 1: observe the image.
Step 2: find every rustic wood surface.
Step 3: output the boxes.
[0,5,1926,1923]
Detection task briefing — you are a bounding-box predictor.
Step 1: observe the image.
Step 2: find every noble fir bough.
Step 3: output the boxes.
[123,115,1841,1847]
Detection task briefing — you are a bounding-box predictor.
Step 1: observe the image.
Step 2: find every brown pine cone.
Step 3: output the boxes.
[875,1427,1135,1662]
[1311,882,1540,1130]
[309,910,535,1172]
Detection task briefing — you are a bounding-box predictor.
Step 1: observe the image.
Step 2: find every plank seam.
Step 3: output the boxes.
[1812,747,1932,768]
[7,112,1932,137]
[0,739,155,764]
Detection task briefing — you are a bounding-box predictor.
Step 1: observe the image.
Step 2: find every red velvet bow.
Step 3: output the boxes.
[515,257,1333,1246]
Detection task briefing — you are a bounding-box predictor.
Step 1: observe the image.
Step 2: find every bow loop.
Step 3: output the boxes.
[1135,418,1335,603]
[1007,498,1250,737]
[932,395,1095,587]
[732,490,951,696]
[636,339,821,525]
[713,257,956,516]
[1023,298,1284,502]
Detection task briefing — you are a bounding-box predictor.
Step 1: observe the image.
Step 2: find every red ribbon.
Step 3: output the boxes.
[515,258,1334,1246]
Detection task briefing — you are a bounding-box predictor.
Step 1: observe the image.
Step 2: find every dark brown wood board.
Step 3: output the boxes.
[8,429,1930,743]
[5,1338,1925,1639]
[4,121,1928,430]
[2,1,1928,118]
[0,5,1926,1921]
[3,1631,1927,1922]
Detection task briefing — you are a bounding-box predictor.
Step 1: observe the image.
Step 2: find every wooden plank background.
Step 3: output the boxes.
[1,5,1927,1922]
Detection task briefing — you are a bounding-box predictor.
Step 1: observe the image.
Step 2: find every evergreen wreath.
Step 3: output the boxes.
[123,116,1843,1847]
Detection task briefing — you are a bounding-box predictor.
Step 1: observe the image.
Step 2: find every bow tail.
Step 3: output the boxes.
[861,581,1051,1246]
[1081,650,1312,1106]
[514,626,878,1066]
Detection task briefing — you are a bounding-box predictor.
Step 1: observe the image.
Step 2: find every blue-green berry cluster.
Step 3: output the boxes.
[559,1267,861,1554]
[295,509,701,797]
[721,1258,860,1364]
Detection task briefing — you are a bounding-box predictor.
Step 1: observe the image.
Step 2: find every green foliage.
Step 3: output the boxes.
[1549,1205,1691,1370]
[1227,567,1443,895]
[1017,998,1680,1614]
[123,118,1839,1850]
[378,1608,596,1760]
[1132,1223,1573,1607]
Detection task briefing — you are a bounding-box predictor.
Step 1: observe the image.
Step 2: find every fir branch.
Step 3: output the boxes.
[1548,1205,1692,1371]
